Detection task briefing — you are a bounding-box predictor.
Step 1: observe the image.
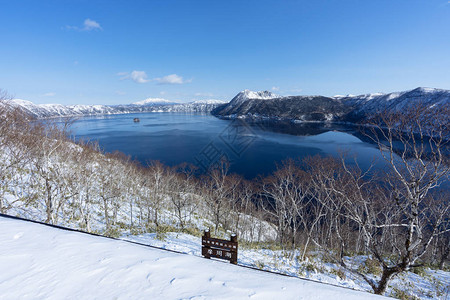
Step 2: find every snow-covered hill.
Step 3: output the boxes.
[228,90,279,106]
[168,100,227,113]
[337,87,450,118]
[212,90,350,122]
[4,99,119,118]
[2,98,227,118]
[0,215,388,300]
[212,87,450,123]
[131,98,178,106]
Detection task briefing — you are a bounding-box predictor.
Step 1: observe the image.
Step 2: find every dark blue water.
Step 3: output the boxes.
[69,113,383,179]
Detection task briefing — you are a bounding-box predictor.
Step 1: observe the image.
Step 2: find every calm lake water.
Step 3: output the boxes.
[69,112,384,179]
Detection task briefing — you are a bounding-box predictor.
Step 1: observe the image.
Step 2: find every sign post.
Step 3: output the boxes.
[201,230,238,264]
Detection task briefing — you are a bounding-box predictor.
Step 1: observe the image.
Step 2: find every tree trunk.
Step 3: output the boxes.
[374,268,397,295]
[45,179,54,224]
[439,246,449,270]
[103,198,110,232]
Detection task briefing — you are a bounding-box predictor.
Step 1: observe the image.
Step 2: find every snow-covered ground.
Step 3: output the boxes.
[0,216,388,300]
[124,232,450,300]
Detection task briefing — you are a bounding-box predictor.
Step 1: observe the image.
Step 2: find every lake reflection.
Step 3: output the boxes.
[69,113,382,179]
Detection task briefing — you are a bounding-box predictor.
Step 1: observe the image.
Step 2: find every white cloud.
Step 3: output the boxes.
[42,92,56,97]
[65,19,102,31]
[154,74,191,85]
[118,71,150,83]
[118,71,191,85]
[115,90,126,95]
[160,91,167,95]
[64,25,78,30]
[271,86,280,91]
[130,71,150,83]
[83,19,102,31]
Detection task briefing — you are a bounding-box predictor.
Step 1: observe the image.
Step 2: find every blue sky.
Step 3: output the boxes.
[1,0,449,105]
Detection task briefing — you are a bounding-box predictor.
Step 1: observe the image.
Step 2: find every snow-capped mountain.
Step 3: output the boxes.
[190,99,226,105]
[4,87,448,121]
[212,90,349,122]
[131,98,178,106]
[228,90,279,106]
[150,100,227,113]
[4,99,119,118]
[212,87,450,123]
[2,98,226,118]
[337,87,450,118]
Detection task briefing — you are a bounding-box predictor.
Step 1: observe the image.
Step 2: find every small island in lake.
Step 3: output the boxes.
[133,118,140,122]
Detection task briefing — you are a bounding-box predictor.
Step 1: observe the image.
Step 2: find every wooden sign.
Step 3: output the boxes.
[201,230,238,264]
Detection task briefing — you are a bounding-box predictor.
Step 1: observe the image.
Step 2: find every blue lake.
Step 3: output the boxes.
[69,112,384,179]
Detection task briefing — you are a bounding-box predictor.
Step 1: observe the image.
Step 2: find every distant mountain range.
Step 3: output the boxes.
[212,87,450,124]
[2,98,227,118]
[3,87,449,123]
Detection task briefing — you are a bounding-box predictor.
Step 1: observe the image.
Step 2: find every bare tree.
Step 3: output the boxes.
[303,104,449,295]
[70,141,101,231]
[142,161,172,229]
[0,92,35,213]
[359,104,450,293]
[230,179,257,240]
[169,163,198,230]
[260,159,300,249]
[27,120,73,224]
[202,159,233,234]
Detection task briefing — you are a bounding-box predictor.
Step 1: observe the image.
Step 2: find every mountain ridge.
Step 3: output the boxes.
[2,98,227,118]
[212,87,450,123]
[3,87,448,121]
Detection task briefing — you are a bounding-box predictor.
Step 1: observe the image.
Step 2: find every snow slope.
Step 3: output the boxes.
[0,216,387,300]
[125,233,450,300]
